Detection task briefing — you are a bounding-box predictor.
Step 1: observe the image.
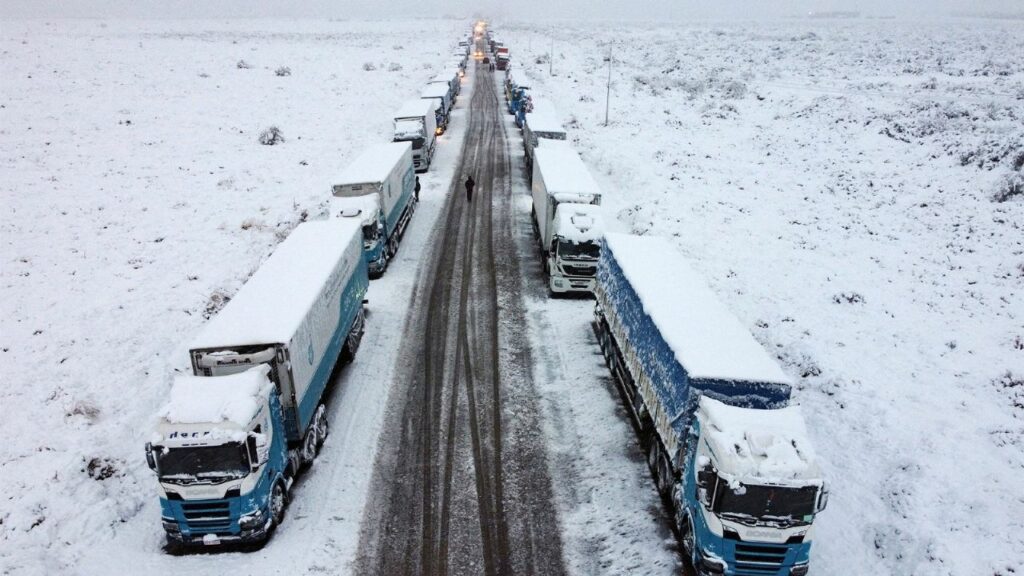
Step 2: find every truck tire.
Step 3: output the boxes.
[270,481,287,528]
[343,308,366,361]
[300,429,318,466]
[313,405,329,447]
[680,516,695,559]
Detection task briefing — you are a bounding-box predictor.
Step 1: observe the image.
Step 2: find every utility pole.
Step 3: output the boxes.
[604,43,613,126]
[549,37,554,76]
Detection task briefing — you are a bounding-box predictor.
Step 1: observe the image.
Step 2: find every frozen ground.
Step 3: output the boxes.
[0,18,468,574]
[502,17,1024,576]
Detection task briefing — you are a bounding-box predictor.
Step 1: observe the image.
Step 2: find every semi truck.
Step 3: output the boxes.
[420,86,449,135]
[523,99,566,170]
[495,46,510,70]
[531,141,604,295]
[332,141,417,278]
[393,98,438,172]
[428,70,460,105]
[593,233,828,576]
[145,219,370,551]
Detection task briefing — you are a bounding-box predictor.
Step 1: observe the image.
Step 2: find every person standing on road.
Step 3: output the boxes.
[414,176,421,202]
[465,175,475,203]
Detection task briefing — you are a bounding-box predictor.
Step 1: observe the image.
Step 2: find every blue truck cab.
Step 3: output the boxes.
[145,219,369,551]
[332,142,417,278]
[593,233,828,575]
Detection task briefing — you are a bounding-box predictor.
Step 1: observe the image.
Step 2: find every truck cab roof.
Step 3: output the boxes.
[552,203,604,243]
[155,366,272,446]
[698,396,822,486]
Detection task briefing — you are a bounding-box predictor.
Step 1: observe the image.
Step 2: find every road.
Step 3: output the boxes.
[355,51,567,576]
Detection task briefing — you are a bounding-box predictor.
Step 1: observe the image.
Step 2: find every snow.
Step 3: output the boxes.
[698,395,820,485]
[420,82,448,100]
[393,98,436,121]
[392,118,424,140]
[332,193,381,226]
[552,203,604,243]
[190,219,362,349]
[331,142,410,189]
[161,365,270,428]
[525,98,565,135]
[534,140,602,203]
[605,232,793,385]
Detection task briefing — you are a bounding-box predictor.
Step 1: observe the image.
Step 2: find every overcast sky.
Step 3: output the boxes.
[2,0,1020,20]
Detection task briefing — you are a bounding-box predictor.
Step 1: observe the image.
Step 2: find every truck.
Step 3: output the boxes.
[428,70,460,105]
[332,141,417,278]
[393,98,438,172]
[508,84,531,117]
[531,141,604,295]
[145,219,370,551]
[495,46,510,70]
[593,232,828,576]
[523,99,566,170]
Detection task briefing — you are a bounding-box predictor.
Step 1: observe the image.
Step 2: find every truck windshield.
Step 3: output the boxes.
[158,443,249,484]
[713,482,818,526]
[557,241,600,261]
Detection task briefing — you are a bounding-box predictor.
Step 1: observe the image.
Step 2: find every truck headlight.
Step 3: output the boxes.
[790,563,810,576]
[699,549,726,575]
[161,518,180,533]
[239,510,264,530]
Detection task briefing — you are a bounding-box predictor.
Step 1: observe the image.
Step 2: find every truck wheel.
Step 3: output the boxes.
[680,516,695,559]
[270,482,287,527]
[657,452,673,497]
[343,308,366,361]
[314,405,329,447]
[300,430,318,466]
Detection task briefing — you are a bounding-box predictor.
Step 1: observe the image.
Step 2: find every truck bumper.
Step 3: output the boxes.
[550,274,596,294]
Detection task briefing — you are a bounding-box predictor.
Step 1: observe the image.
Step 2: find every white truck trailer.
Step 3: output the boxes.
[393,98,438,172]
[332,142,417,277]
[531,140,604,295]
[522,99,567,172]
[146,219,369,550]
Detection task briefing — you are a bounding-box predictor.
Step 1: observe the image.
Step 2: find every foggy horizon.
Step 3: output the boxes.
[2,0,1022,20]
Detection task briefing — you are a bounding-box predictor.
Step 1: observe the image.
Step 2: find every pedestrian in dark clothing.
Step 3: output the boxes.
[414,176,421,202]
[465,175,475,202]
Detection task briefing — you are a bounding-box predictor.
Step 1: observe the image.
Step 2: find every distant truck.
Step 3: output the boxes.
[393,98,438,172]
[531,141,604,294]
[420,85,450,134]
[593,233,828,576]
[332,142,417,278]
[495,46,510,70]
[523,99,566,170]
[145,219,370,551]
[428,70,460,105]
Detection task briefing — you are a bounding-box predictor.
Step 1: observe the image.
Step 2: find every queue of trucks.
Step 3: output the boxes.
[499,34,829,574]
[145,22,829,573]
[145,29,474,551]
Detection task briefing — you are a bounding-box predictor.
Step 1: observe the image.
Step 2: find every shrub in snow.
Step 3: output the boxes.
[720,79,748,99]
[275,66,291,77]
[85,457,120,481]
[362,62,376,71]
[388,62,402,72]
[258,126,285,146]
[992,172,1024,203]
[237,59,252,69]
[832,292,865,304]
[204,290,231,319]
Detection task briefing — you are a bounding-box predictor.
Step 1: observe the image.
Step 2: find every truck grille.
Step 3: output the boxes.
[733,542,788,574]
[562,264,596,277]
[181,501,232,532]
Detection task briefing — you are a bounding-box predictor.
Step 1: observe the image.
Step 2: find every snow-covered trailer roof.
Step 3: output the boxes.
[190,219,363,348]
[699,396,820,484]
[420,83,449,100]
[430,72,455,85]
[332,142,411,190]
[552,203,604,243]
[332,193,381,226]
[603,233,792,386]
[525,100,565,136]
[393,98,436,120]
[533,141,601,204]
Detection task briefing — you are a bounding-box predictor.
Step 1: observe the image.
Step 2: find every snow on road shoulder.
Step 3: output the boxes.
[500,17,1024,576]
[0,18,466,575]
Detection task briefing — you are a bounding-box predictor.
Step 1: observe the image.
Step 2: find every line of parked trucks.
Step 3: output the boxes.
[499,36,829,576]
[144,30,476,552]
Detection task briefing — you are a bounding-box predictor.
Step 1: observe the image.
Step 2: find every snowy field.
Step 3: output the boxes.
[501,17,1024,576]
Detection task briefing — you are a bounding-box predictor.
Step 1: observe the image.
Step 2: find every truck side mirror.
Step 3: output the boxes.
[145,442,158,473]
[817,485,829,513]
[246,435,260,472]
